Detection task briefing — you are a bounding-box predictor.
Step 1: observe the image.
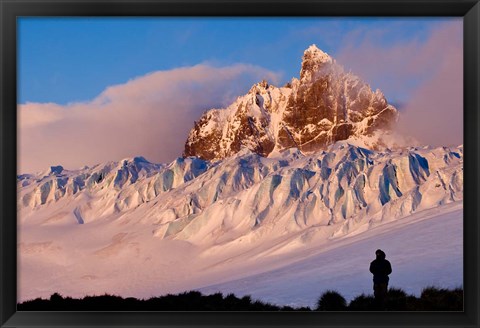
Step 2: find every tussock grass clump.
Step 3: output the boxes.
[316,290,347,311]
[347,293,376,311]
[418,286,463,311]
[18,286,463,311]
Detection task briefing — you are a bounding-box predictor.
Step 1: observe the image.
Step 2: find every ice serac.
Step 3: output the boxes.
[183,44,399,161]
[18,144,463,241]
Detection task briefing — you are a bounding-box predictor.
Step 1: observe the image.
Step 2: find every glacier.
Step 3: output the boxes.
[17,142,463,304]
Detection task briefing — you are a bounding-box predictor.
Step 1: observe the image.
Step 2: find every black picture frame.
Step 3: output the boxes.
[1,0,479,327]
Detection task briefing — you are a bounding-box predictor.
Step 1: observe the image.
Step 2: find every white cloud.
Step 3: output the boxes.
[18,64,281,173]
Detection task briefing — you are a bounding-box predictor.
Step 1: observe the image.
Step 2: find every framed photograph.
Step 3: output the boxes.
[1,0,479,327]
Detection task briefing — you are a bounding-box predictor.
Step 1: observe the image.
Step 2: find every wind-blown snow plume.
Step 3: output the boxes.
[336,21,462,146]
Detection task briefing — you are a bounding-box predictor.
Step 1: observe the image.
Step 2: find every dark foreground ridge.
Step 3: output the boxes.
[18,287,463,311]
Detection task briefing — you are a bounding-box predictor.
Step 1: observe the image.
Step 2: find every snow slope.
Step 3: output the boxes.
[198,201,463,307]
[17,144,463,304]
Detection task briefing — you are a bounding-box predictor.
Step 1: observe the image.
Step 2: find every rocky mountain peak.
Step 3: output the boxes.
[183,45,399,161]
[300,44,333,82]
[249,79,270,92]
[304,44,332,63]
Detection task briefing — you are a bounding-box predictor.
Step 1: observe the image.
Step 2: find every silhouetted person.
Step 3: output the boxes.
[369,249,392,310]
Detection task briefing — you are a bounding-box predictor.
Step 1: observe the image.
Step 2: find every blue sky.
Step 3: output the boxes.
[18,17,463,173]
[18,17,456,105]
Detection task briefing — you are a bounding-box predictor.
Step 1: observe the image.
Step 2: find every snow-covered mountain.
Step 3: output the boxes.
[17,44,463,303]
[184,45,399,161]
